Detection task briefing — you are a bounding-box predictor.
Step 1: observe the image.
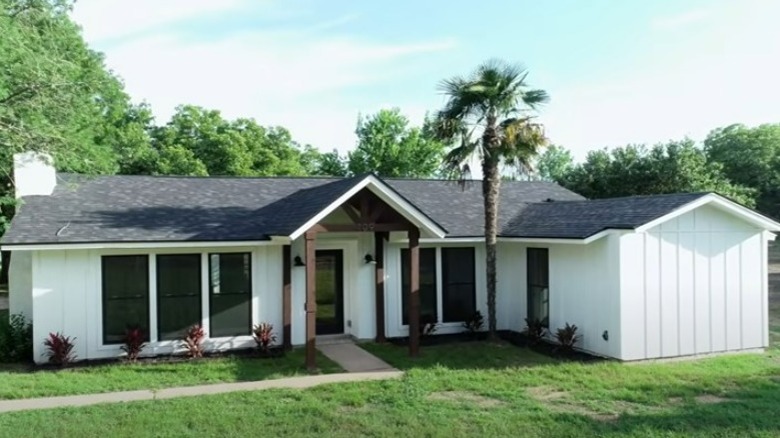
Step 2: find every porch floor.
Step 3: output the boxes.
[316,342,397,373]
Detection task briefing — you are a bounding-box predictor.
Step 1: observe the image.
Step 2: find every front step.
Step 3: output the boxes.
[316,334,354,345]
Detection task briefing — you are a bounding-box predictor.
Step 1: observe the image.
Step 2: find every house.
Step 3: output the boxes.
[3,152,779,366]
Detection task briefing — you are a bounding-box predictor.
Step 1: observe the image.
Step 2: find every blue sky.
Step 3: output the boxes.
[71,0,780,159]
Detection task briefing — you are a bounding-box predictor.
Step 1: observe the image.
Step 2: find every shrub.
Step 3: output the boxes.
[0,313,33,363]
[182,324,205,358]
[252,322,276,352]
[554,323,582,352]
[462,311,484,334]
[524,318,547,345]
[120,326,146,363]
[43,332,76,366]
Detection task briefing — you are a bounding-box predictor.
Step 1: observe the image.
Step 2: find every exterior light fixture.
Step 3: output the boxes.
[364,254,376,264]
[294,256,305,267]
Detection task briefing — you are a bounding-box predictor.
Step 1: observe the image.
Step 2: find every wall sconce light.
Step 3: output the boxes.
[293,255,305,267]
[364,254,376,264]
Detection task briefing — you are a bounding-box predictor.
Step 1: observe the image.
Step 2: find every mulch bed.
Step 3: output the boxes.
[386,331,604,362]
[498,330,605,362]
[15,346,287,372]
[387,332,488,347]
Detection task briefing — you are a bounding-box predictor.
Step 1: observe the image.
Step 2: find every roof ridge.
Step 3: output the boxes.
[528,192,710,204]
[56,172,345,181]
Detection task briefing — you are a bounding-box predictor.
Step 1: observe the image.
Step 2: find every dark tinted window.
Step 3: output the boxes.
[157,254,202,340]
[401,248,437,324]
[442,247,476,322]
[102,255,149,344]
[209,253,251,337]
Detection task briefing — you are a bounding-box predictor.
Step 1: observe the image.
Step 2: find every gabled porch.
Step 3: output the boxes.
[276,175,446,369]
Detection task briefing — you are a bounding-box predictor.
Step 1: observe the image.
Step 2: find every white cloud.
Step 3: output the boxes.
[71,0,780,164]
[651,8,713,30]
[71,0,253,42]
[542,0,780,160]
[71,1,455,153]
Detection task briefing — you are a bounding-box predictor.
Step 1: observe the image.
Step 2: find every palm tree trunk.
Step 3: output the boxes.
[482,155,500,340]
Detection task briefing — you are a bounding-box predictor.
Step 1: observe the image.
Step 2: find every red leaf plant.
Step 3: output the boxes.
[43,332,76,366]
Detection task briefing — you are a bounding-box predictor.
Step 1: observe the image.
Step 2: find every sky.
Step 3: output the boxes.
[71,0,780,160]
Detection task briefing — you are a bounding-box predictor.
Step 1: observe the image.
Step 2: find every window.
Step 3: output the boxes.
[442,247,476,322]
[157,254,202,340]
[527,248,549,328]
[209,253,252,337]
[401,248,437,324]
[102,255,149,344]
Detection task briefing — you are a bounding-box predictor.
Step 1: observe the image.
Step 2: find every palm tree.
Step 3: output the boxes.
[433,60,549,339]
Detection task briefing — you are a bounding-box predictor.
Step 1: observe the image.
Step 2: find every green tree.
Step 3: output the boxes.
[536,145,574,182]
[146,105,316,177]
[312,149,349,176]
[560,140,756,206]
[348,108,445,178]
[0,0,151,281]
[704,123,780,216]
[433,60,549,338]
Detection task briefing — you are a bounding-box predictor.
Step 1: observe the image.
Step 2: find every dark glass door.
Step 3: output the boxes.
[315,250,344,335]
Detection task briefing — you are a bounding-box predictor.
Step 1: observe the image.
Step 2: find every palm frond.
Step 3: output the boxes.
[498,117,547,172]
[522,89,550,108]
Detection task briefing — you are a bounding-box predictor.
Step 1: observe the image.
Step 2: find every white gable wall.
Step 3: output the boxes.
[618,204,768,360]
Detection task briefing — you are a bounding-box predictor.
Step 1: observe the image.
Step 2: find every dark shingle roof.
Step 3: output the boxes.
[503,192,708,239]
[0,173,708,245]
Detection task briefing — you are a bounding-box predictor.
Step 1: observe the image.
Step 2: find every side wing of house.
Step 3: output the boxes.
[495,194,779,361]
[618,203,771,360]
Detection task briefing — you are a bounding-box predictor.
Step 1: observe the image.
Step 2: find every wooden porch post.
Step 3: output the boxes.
[375,231,388,342]
[408,227,420,357]
[282,245,292,351]
[304,231,317,370]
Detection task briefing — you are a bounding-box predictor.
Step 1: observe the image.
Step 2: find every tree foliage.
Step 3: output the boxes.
[347,108,444,178]
[536,145,574,182]
[116,105,318,177]
[433,60,549,339]
[0,0,140,233]
[311,149,349,177]
[555,140,756,206]
[704,123,780,216]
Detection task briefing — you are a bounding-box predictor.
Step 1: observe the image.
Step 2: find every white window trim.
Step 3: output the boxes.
[96,247,256,351]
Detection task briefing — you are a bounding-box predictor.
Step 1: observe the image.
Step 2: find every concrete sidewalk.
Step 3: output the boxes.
[0,371,402,414]
[317,343,397,373]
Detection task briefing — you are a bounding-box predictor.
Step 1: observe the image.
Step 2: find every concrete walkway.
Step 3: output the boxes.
[317,342,398,373]
[0,371,402,413]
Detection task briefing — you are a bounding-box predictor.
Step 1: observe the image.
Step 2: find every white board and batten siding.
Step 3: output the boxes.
[27,245,283,364]
[496,237,623,359]
[619,204,769,360]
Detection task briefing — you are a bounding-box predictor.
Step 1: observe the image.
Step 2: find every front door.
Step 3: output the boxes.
[315,250,344,335]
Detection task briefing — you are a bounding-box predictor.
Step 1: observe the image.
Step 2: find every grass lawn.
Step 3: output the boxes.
[0,350,341,400]
[0,342,778,436]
